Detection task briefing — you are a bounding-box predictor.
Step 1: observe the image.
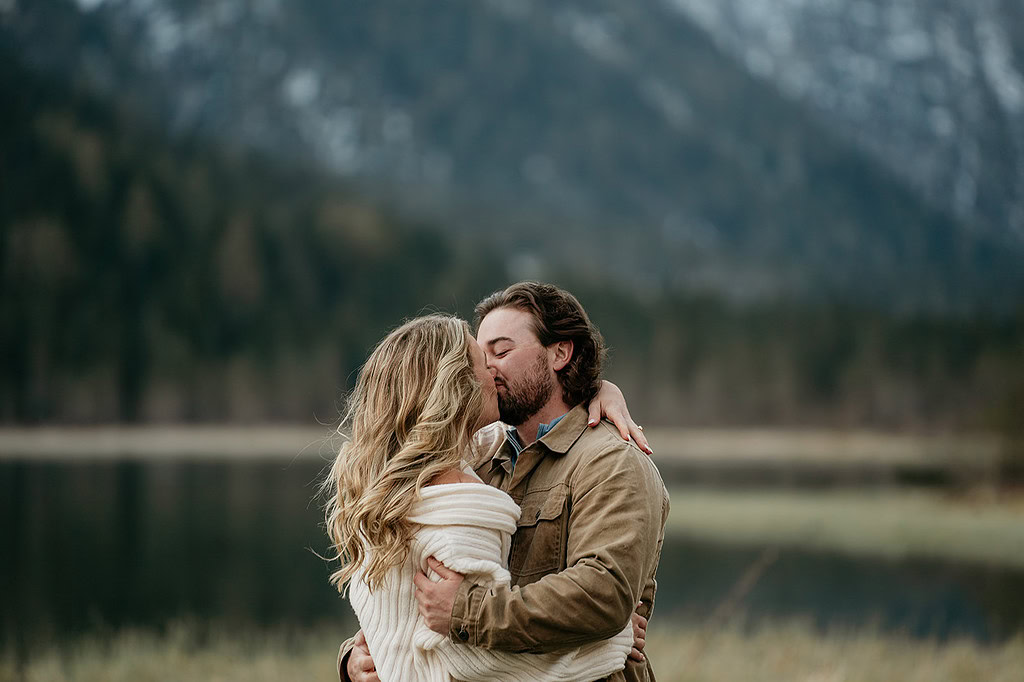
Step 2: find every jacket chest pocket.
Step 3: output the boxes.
[509,487,568,583]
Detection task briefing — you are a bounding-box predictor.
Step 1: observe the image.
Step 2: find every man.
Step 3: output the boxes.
[342,282,669,681]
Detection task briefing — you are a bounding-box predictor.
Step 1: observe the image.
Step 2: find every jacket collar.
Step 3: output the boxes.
[535,403,590,455]
[503,405,589,492]
[486,404,590,486]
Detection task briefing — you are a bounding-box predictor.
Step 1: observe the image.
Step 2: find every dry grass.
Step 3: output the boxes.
[3,622,1022,682]
[666,488,1024,567]
[646,621,1024,682]
[0,623,343,682]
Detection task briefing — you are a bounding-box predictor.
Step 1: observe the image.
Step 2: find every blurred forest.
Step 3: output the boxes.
[2,54,1022,441]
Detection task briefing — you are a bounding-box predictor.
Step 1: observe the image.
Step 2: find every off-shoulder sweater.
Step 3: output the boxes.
[347,481,632,682]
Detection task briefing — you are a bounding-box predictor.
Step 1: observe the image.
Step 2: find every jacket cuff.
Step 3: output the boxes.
[449,578,479,645]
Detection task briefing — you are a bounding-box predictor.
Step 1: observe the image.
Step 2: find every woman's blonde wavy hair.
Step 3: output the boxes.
[322,314,485,594]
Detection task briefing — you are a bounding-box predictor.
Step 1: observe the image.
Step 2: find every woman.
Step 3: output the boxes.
[323,314,635,681]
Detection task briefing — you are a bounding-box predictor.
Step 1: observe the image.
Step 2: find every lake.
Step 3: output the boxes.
[2,459,1022,652]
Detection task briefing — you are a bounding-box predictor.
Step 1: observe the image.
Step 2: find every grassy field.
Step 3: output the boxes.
[0,624,338,682]
[666,487,1024,568]
[3,622,1022,682]
[645,622,1024,682]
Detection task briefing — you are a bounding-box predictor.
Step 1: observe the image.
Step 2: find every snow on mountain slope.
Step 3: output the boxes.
[666,0,1024,238]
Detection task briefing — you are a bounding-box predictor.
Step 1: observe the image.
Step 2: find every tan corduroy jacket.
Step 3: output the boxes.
[338,405,670,682]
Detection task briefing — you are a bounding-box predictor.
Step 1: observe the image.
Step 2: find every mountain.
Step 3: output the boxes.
[3,0,1023,312]
[1,49,1021,429]
[667,0,1024,243]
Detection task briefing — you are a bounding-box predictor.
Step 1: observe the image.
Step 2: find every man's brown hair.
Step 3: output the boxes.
[474,281,606,407]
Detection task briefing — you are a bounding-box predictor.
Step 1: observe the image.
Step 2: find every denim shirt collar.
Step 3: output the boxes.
[504,413,568,468]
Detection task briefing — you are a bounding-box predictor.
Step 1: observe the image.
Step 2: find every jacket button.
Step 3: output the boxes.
[458,629,469,641]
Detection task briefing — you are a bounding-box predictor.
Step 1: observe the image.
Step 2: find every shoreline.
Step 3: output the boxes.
[0,426,336,460]
[0,425,1001,463]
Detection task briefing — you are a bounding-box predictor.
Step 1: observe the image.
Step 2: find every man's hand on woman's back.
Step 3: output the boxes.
[629,610,648,663]
[345,631,379,682]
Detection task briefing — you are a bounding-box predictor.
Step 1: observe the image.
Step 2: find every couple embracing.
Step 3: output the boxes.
[323,282,670,681]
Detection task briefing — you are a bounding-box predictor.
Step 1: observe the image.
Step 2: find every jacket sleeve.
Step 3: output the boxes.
[424,526,632,681]
[449,441,666,653]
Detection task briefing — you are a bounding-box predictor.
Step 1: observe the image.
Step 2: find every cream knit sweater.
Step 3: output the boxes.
[347,480,633,682]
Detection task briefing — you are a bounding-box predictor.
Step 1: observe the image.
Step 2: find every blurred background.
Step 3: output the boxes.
[2,1,1023,680]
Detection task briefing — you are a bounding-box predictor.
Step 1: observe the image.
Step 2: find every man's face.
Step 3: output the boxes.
[476,307,555,426]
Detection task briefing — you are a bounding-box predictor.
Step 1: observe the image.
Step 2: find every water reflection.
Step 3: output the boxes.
[2,460,1022,650]
[1,460,355,648]
[659,540,1024,641]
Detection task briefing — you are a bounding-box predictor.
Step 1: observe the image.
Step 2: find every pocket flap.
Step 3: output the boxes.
[517,487,567,526]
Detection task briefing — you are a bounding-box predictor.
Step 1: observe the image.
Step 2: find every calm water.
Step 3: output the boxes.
[2,460,1022,650]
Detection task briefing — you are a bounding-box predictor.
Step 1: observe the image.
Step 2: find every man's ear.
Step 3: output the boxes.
[551,339,574,372]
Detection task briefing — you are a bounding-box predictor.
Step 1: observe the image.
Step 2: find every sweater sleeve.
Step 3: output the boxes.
[415,523,632,682]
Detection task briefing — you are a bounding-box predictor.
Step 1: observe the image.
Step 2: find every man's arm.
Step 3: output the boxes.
[451,442,664,653]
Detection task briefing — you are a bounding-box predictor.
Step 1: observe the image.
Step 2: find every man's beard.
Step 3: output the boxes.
[497,352,554,427]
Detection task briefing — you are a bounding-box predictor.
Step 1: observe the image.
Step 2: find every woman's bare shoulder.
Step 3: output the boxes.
[426,469,482,486]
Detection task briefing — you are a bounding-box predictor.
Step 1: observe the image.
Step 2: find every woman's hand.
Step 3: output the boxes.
[588,380,652,454]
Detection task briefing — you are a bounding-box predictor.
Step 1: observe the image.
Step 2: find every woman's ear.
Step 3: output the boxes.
[551,339,574,371]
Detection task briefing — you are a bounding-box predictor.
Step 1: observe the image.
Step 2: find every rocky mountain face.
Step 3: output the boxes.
[667,0,1024,240]
[3,0,1022,311]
